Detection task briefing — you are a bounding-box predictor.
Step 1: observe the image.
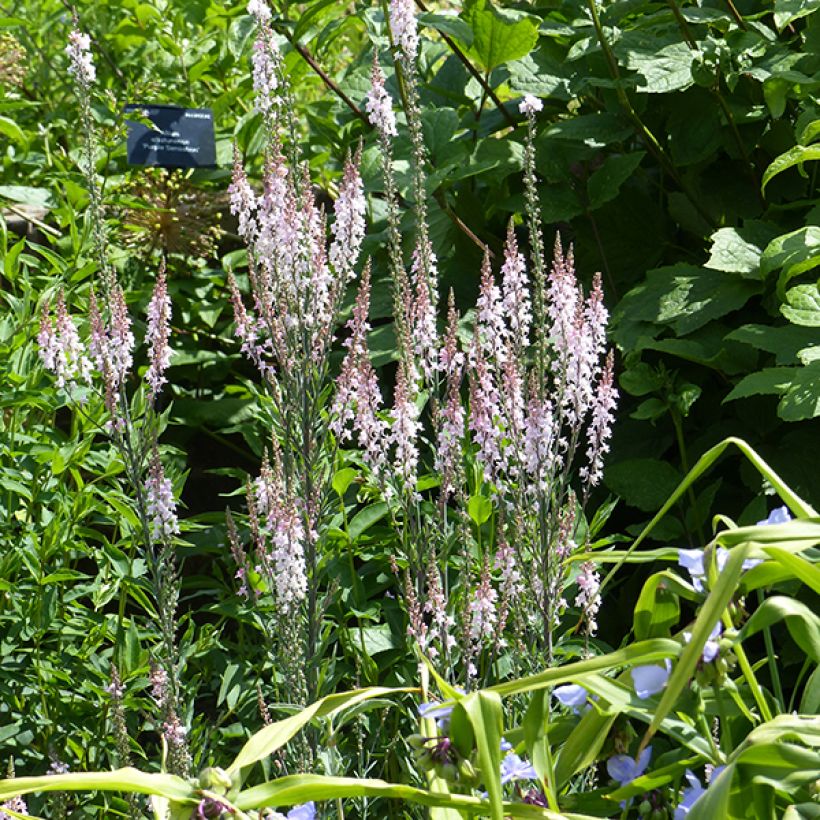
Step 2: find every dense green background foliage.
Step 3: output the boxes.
[0,0,818,817]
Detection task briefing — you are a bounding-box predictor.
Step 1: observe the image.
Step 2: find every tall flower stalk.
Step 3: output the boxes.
[226,1,368,763]
[37,20,190,783]
[335,28,619,680]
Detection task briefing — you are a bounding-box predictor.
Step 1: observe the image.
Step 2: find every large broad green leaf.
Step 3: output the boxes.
[778,362,820,420]
[740,596,820,661]
[462,0,539,73]
[587,152,645,210]
[623,41,694,94]
[705,224,781,278]
[724,367,798,402]
[227,687,410,775]
[604,459,683,512]
[760,227,820,298]
[762,143,820,193]
[773,0,820,30]
[612,265,760,343]
[782,284,820,326]
[727,324,819,365]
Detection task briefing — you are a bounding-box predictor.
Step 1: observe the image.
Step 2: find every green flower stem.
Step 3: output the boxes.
[724,613,773,723]
[712,682,733,751]
[757,590,785,711]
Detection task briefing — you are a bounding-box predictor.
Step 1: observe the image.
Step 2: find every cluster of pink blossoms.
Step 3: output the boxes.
[66,28,95,86]
[365,59,397,138]
[388,0,419,61]
[251,452,308,612]
[227,146,367,375]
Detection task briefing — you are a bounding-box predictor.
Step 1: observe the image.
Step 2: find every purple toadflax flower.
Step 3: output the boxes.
[631,660,671,699]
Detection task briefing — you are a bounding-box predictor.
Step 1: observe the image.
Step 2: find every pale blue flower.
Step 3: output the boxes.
[273,804,315,820]
[500,737,513,752]
[674,770,704,818]
[683,622,722,664]
[757,505,791,526]
[679,546,761,589]
[552,684,588,712]
[674,767,726,819]
[606,746,652,786]
[500,752,538,784]
[631,660,671,699]
[418,702,453,721]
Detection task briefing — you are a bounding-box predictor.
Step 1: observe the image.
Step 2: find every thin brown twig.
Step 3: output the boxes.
[413,0,518,129]
[278,29,369,125]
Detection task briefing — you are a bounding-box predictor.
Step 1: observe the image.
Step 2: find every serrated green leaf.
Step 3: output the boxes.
[706,228,765,277]
[782,284,820,326]
[762,143,820,193]
[724,367,798,402]
[463,0,539,73]
[587,152,644,210]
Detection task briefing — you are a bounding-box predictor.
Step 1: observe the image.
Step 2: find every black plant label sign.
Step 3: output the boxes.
[125,105,216,168]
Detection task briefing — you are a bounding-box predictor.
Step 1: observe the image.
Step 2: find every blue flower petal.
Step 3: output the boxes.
[553,684,588,709]
[758,506,791,526]
[631,663,670,699]
[287,803,316,820]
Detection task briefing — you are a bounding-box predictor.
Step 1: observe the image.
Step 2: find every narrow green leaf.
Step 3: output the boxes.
[461,690,504,820]
[488,639,680,698]
[0,769,195,804]
[762,547,820,595]
[227,687,411,775]
[639,547,748,754]
[740,596,820,661]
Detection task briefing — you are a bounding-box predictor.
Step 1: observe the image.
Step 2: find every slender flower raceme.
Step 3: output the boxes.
[251,21,282,121]
[519,94,543,116]
[145,449,179,543]
[66,27,95,87]
[574,560,601,636]
[365,58,398,138]
[38,291,92,391]
[388,0,419,61]
[329,149,366,280]
[247,0,271,24]
[145,265,173,403]
[580,350,617,489]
